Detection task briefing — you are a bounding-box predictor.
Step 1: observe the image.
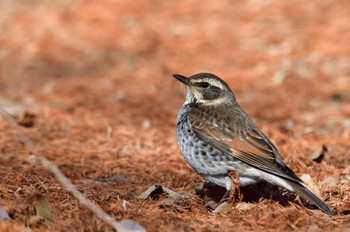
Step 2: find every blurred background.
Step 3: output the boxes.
[1,0,349,123]
[0,0,349,231]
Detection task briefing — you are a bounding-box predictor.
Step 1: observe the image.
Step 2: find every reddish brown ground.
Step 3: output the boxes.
[0,0,349,231]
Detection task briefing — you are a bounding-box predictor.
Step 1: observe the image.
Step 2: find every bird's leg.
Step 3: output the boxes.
[218,189,230,205]
[201,171,241,210]
[219,170,241,204]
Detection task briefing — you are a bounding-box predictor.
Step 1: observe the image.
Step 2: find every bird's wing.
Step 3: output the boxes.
[188,103,302,183]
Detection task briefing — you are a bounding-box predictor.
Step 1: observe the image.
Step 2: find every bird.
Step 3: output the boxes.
[173,72,334,216]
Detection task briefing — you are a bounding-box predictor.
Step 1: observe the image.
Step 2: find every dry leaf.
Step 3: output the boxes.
[300,174,321,197]
[308,145,327,163]
[28,193,53,222]
[0,207,11,220]
[136,184,186,201]
[117,219,146,232]
[136,185,164,200]
[235,202,254,211]
[212,202,232,213]
[17,112,36,128]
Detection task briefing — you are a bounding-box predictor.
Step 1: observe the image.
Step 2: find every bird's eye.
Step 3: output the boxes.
[198,82,210,88]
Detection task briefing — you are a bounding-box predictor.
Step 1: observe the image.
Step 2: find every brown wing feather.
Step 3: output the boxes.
[188,103,302,183]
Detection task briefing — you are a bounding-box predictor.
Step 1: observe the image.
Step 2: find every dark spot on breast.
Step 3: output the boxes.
[211,151,218,157]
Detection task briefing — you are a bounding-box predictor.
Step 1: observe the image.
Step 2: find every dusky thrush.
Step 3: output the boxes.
[174,73,333,216]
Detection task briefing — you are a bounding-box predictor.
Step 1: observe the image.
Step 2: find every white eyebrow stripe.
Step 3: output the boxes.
[191,79,225,90]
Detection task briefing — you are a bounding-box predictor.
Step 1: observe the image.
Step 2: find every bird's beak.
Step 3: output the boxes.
[173,74,189,85]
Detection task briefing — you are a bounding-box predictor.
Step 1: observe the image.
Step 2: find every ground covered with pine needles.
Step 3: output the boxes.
[0,1,349,231]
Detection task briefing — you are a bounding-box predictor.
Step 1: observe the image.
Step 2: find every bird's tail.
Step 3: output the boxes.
[288,181,334,216]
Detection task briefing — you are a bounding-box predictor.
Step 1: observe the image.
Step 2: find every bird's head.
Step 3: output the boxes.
[173,73,235,105]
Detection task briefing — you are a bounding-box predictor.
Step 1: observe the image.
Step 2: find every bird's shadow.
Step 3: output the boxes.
[196,181,317,210]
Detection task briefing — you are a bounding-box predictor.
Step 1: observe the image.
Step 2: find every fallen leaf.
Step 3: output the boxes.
[28,193,53,221]
[308,145,327,163]
[0,207,11,220]
[212,202,231,213]
[234,202,255,211]
[17,112,36,128]
[136,184,188,201]
[161,186,182,200]
[136,185,164,200]
[300,174,321,197]
[117,219,146,232]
